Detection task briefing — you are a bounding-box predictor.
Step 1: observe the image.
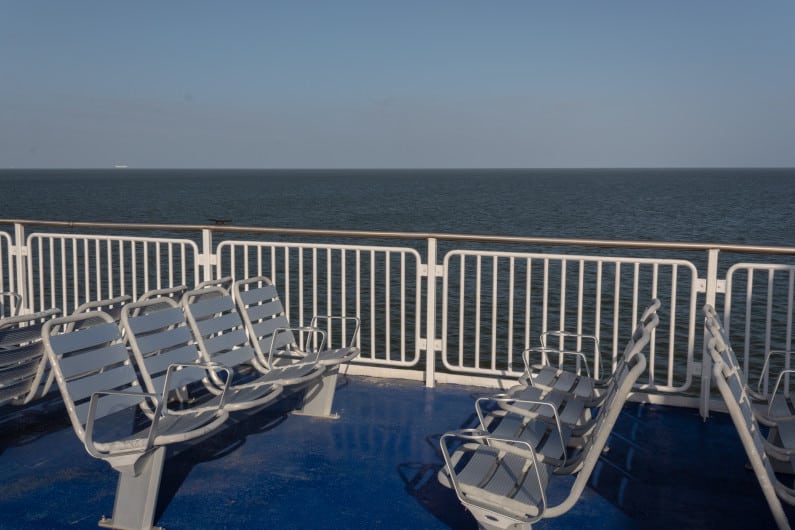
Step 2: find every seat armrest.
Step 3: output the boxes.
[269,327,327,367]
[758,350,795,397]
[439,428,546,519]
[475,395,567,468]
[163,362,233,411]
[769,368,795,420]
[523,347,592,379]
[84,390,161,460]
[310,315,361,347]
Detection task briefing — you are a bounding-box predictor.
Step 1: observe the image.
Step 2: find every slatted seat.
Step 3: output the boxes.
[706,322,795,530]
[181,284,328,415]
[233,276,360,418]
[523,299,661,407]
[0,308,61,406]
[704,305,795,476]
[122,296,285,413]
[499,300,660,436]
[42,311,230,530]
[472,307,660,474]
[440,350,650,530]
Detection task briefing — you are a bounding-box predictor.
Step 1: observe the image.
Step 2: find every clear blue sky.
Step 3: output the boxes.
[1,1,794,169]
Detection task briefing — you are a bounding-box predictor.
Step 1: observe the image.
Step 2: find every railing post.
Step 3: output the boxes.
[424,237,438,388]
[700,248,721,419]
[199,229,216,282]
[12,223,29,314]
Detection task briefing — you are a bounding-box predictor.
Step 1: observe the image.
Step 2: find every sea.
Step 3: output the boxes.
[1,167,794,246]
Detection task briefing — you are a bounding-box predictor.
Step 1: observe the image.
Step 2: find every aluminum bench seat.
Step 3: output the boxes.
[524,299,661,407]
[42,311,230,530]
[499,300,661,436]
[181,285,327,414]
[704,305,795,472]
[439,350,649,530]
[473,307,660,473]
[706,321,795,530]
[122,297,285,413]
[0,308,61,406]
[233,276,359,419]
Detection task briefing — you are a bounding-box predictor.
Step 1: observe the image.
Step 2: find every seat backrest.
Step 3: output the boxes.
[707,328,791,530]
[232,276,297,366]
[42,312,143,443]
[68,295,133,330]
[546,311,658,517]
[547,348,650,517]
[182,285,259,371]
[121,297,206,395]
[703,304,743,373]
[602,298,660,383]
[0,308,61,405]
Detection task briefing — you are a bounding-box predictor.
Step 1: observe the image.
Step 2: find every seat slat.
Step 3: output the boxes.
[58,343,130,379]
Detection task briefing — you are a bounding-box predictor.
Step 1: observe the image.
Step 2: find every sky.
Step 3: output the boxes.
[1,1,794,169]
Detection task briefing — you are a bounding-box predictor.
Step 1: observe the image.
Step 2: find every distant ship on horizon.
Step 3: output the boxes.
[113,164,129,169]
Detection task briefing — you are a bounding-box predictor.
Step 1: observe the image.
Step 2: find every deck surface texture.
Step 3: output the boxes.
[0,374,791,529]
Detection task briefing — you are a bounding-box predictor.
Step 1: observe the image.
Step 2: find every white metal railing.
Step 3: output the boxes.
[723,263,795,396]
[25,232,200,314]
[441,250,699,394]
[3,219,795,419]
[216,240,423,367]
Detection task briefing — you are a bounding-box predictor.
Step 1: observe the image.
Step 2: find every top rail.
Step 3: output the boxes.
[3,218,795,254]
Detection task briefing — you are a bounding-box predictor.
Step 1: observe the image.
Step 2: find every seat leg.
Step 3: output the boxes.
[98,447,167,530]
[294,367,340,419]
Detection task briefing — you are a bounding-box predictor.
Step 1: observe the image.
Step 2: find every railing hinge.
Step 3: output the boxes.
[419,264,444,277]
[418,338,442,352]
[696,278,725,294]
[690,361,702,377]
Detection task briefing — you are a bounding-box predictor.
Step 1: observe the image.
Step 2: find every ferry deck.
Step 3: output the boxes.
[2,218,795,529]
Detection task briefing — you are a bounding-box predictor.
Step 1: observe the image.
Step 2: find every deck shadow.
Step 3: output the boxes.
[154,393,301,523]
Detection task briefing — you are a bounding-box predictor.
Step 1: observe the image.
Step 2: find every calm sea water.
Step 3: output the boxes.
[1,168,794,246]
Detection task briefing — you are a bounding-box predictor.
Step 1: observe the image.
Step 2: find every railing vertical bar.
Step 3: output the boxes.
[491,256,498,370]
[385,251,391,359]
[106,240,113,298]
[94,239,101,300]
[370,250,376,357]
[632,262,640,323]
[541,258,549,337]
[355,250,361,352]
[612,262,621,369]
[508,257,515,367]
[285,246,292,323]
[594,261,603,379]
[475,255,482,368]
[400,252,406,362]
[327,248,333,347]
[576,260,584,353]
[668,264,679,388]
[525,258,532,352]
[44,237,52,312]
[131,242,138,304]
[298,248,305,349]
[458,256,465,365]
[341,249,348,348]
[559,259,567,362]
[119,241,126,297]
[743,270,754,384]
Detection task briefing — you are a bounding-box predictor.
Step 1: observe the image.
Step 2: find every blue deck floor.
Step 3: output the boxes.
[0,374,792,529]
